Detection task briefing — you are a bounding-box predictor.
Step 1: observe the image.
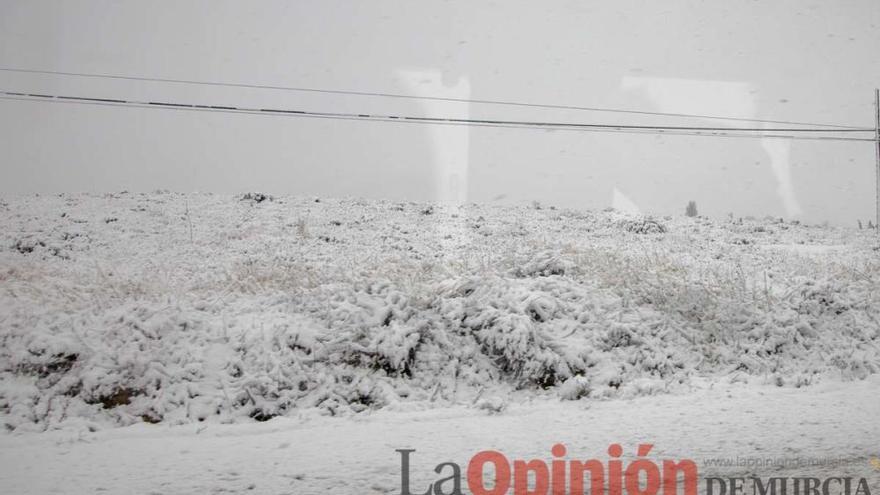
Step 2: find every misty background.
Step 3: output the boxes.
[1,0,879,225]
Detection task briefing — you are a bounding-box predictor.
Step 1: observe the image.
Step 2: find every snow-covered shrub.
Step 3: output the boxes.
[1,194,878,431]
[475,395,507,414]
[513,251,573,278]
[470,314,571,387]
[239,192,273,203]
[12,238,46,254]
[328,321,425,377]
[557,375,591,400]
[618,217,668,234]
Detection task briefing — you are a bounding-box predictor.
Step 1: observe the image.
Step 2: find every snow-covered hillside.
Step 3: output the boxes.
[1,192,878,432]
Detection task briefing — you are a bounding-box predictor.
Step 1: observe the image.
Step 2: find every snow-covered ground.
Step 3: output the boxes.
[0,193,878,493]
[0,376,878,494]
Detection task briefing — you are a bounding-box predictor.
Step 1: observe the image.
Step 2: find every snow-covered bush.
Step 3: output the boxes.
[557,375,591,400]
[1,194,878,431]
[239,192,273,203]
[618,216,668,234]
[513,251,573,278]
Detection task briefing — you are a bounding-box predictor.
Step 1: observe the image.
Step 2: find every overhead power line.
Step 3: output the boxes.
[1,90,874,143]
[0,66,868,130]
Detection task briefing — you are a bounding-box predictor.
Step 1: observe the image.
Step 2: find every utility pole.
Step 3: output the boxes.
[875,89,880,231]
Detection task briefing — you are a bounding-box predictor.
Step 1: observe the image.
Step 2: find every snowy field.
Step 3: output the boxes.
[1,192,879,493]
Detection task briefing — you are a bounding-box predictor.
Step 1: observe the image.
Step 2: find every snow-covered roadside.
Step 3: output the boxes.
[1,193,878,494]
[0,376,877,494]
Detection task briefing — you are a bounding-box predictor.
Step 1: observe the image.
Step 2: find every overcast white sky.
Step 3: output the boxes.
[1,0,879,224]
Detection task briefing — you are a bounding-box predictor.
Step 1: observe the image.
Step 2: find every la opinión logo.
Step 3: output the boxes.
[396,444,875,495]
[397,443,698,495]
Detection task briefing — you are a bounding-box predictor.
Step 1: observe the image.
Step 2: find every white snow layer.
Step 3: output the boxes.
[0,193,878,433]
[1,376,878,493]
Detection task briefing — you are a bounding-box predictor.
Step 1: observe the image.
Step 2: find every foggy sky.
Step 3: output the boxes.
[1,0,879,225]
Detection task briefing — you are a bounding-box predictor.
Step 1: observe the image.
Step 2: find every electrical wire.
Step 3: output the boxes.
[0,66,869,130]
[1,92,874,142]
